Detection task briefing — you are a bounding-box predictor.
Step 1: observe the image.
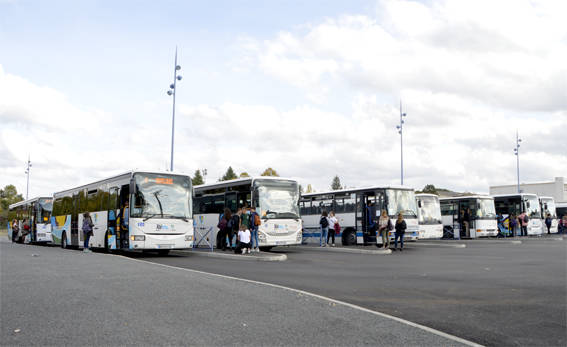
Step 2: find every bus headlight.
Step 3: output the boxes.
[296,232,302,242]
[258,232,266,241]
[131,235,145,241]
[185,235,194,241]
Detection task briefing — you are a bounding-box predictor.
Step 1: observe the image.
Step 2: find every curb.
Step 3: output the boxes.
[412,242,467,248]
[175,250,287,262]
[299,246,392,255]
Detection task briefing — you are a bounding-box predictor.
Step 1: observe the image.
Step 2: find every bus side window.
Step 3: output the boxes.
[53,198,62,216]
[87,189,98,213]
[344,197,356,213]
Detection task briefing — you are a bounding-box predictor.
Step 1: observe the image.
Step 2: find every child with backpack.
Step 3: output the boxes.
[319,211,329,247]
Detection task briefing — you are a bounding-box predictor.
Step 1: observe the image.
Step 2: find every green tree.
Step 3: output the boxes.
[220,166,238,181]
[422,184,438,194]
[192,170,204,186]
[261,167,279,177]
[331,175,342,190]
[239,172,250,178]
[0,185,24,226]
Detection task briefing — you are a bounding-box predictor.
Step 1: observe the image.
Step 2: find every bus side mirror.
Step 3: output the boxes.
[544,203,548,210]
[526,201,530,208]
[417,201,422,208]
[129,180,136,194]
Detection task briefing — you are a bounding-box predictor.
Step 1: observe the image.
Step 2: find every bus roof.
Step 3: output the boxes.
[491,193,539,199]
[416,193,439,198]
[194,176,298,192]
[301,185,413,198]
[439,195,493,201]
[9,196,52,210]
[53,170,191,197]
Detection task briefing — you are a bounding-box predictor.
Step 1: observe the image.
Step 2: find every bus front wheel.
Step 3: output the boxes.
[259,246,272,252]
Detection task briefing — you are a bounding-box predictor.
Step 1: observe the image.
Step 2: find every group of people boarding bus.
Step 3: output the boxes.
[7,173,566,256]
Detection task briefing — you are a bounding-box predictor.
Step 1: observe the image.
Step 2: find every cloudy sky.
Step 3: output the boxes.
[1,0,566,198]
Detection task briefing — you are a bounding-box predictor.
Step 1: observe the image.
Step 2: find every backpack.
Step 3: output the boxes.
[231,215,240,231]
[226,218,233,230]
[523,215,529,223]
[334,221,341,234]
[254,213,261,226]
[320,216,328,228]
[218,218,227,230]
[387,219,393,231]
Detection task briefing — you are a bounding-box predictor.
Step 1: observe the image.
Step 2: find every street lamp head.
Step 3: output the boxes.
[518,138,522,142]
[167,90,173,96]
[177,75,182,81]
[402,113,407,117]
[401,120,405,124]
[170,83,175,89]
[396,125,401,129]
[176,65,181,71]
[398,130,402,134]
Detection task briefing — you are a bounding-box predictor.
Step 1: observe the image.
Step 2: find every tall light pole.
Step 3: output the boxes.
[25,155,32,200]
[396,101,407,185]
[202,168,207,184]
[514,131,522,193]
[167,47,182,172]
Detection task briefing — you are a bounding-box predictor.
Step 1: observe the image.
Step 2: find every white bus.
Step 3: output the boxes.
[8,197,53,243]
[51,171,194,254]
[539,196,558,234]
[440,196,498,238]
[416,194,443,239]
[193,177,302,251]
[300,186,419,246]
[492,193,542,236]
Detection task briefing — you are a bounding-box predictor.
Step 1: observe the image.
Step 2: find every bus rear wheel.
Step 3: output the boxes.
[342,229,356,246]
[61,232,68,249]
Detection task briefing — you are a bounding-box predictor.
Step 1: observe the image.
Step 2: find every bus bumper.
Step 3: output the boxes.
[130,233,194,250]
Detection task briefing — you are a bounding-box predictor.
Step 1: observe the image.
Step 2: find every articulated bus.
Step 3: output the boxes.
[539,196,558,233]
[440,196,498,238]
[8,197,53,243]
[492,193,542,236]
[193,177,302,251]
[300,186,419,246]
[415,194,443,239]
[51,171,194,254]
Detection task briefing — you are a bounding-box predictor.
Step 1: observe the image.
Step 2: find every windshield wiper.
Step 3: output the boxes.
[143,213,161,222]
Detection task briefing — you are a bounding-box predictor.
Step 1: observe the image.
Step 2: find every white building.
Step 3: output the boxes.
[489,177,567,203]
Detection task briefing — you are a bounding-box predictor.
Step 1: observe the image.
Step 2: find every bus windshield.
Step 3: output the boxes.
[418,196,441,224]
[386,189,417,218]
[476,199,496,219]
[38,198,53,222]
[254,179,300,219]
[131,173,192,219]
[524,195,541,218]
[541,198,557,218]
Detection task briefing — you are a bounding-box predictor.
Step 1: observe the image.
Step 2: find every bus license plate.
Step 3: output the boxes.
[275,241,286,245]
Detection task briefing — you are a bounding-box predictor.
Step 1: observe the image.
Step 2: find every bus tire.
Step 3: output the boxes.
[61,232,68,249]
[157,250,170,256]
[342,229,356,246]
[259,246,272,252]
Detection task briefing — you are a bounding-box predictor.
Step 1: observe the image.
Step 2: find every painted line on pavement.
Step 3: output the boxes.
[175,249,287,262]
[297,246,391,255]
[412,242,467,248]
[122,255,482,347]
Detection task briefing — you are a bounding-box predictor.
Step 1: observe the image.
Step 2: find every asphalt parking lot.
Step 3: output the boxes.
[0,240,472,346]
[141,237,567,347]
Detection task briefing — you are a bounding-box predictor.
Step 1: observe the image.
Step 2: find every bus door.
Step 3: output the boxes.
[107,187,119,250]
[225,192,237,213]
[357,193,377,244]
[459,200,472,238]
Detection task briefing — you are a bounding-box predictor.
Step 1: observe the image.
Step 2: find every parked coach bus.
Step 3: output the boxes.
[440,196,498,239]
[193,177,302,251]
[539,196,558,233]
[300,186,419,246]
[416,194,443,239]
[8,197,53,243]
[51,171,194,254]
[492,193,542,236]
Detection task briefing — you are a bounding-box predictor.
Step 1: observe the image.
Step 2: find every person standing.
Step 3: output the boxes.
[518,211,528,236]
[509,213,517,237]
[11,219,19,243]
[218,208,232,251]
[393,213,406,252]
[377,210,391,249]
[319,211,329,247]
[229,208,242,249]
[327,211,337,247]
[82,212,94,253]
[558,215,567,234]
[545,213,552,234]
[250,206,261,252]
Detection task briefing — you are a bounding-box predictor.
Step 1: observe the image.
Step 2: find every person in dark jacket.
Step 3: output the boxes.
[217,208,232,251]
[82,212,94,253]
[544,213,552,234]
[393,213,407,251]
